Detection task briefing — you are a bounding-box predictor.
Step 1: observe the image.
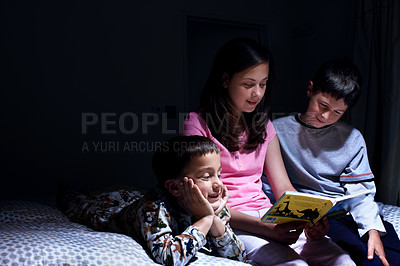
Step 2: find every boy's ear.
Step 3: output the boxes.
[164,179,181,197]
[306,81,314,97]
[222,72,229,88]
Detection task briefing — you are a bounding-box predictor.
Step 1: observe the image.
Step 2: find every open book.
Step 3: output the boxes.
[261,190,371,227]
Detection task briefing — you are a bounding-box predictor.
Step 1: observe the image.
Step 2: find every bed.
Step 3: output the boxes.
[0,200,249,265]
[1,200,399,265]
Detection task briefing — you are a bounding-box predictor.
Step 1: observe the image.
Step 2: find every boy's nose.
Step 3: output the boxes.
[321,111,330,120]
[212,177,223,187]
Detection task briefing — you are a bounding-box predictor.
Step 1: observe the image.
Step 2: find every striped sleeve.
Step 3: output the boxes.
[340,132,374,182]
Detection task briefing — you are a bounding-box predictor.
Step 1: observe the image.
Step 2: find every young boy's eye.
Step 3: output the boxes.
[319,102,328,109]
[334,111,342,116]
[200,173,211,179]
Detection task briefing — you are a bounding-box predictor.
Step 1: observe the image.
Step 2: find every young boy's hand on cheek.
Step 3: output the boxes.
[180,177,214,221]
[214,186,228,216]
[209,186,229,238]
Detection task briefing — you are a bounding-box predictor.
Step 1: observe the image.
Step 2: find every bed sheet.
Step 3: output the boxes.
[0,200,249,265]
[377,202,400,238]
[1,200,399,265]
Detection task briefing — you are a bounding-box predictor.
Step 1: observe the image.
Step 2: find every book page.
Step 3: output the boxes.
[326,190,371,220]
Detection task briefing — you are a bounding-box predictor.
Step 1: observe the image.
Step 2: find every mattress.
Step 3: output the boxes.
[1,200,399,265]
[0,200,249,265]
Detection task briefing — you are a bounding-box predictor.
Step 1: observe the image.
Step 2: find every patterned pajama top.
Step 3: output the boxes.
[65,187,246,265]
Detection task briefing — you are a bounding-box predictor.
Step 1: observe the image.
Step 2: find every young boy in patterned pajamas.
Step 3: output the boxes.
[62,135,246,265]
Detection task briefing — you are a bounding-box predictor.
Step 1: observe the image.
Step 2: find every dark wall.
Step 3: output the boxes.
[2,0,351,201]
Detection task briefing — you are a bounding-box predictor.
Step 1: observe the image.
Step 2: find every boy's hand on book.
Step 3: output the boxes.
[181,177,214,220]
[273,221,306,244]
[305,217,329,240]
[368,229,389,266]
[214,186,228,215]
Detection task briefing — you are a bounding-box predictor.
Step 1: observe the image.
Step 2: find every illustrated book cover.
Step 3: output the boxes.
[261,190,371,227]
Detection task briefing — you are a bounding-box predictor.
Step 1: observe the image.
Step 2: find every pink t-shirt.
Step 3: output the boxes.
[181,112,274,211]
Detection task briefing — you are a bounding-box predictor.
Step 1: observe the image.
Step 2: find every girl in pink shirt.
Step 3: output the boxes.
[181,38,355,265]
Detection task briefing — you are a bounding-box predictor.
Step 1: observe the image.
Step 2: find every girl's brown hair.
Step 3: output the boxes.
[200,38,273,152]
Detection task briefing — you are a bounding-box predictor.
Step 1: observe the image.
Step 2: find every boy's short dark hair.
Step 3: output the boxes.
[312,59,362,108]
[152,135,220,186]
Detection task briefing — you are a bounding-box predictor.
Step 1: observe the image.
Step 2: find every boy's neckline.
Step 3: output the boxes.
[295,113,332,129]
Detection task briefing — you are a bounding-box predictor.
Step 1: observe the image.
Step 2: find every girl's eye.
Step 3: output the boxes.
[260,83,266,88]
[244,83,254,88]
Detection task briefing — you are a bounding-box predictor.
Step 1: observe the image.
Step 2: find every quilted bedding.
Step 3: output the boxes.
[0,200,249,265]
[1,200,399,265]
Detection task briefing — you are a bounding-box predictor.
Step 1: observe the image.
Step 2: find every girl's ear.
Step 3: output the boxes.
[306,81,314,97]
[222,72,229,88]
[164,179,181,197]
